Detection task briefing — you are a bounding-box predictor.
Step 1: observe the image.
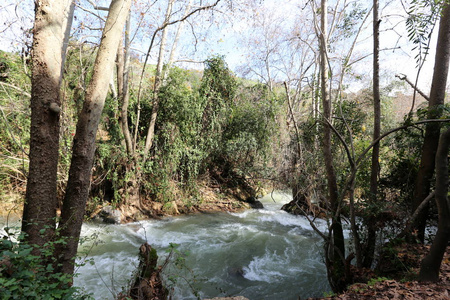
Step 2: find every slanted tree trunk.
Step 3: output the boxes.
[364,0,380,269]
[319,0,346,292]
[56,0,132,275]
[22,0,71,249]
[419,128,450,282]
[412,2,450,243]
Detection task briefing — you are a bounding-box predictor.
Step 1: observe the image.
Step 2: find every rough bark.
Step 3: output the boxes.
[364,0,380,269]
[412,3,450,243]
[319,0,346,292]
[22,0,70,249]
[419,128,450,282]
[56,0,132,275]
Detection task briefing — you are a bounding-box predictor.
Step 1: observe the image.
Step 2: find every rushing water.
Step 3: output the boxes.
[72,192,331,299]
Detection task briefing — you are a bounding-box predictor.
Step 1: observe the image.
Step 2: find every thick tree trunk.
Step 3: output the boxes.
[364,0,380,269]
[22,0,69,249]
[412,3,450,243]
[419,128,450,282]
[56,0,131,275]
[319,0,346,292]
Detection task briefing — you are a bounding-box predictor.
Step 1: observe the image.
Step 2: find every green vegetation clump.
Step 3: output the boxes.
[0,228,91,299]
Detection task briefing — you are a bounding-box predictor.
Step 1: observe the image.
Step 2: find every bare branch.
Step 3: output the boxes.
[395,73,430,101]
[397,190,436,239]
[0,81,31,97]
[294,202,328,240]
[86,0,109,11]
[75,3,106,22]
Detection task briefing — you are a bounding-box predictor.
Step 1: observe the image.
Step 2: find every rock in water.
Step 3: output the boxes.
[246,196,264,209]
[99,205,122,224]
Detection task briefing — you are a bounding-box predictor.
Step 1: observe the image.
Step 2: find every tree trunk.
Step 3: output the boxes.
[166,0,193,69]
[419,128,450,282]
[56,0,132,276]
[143,0,175,159]
[412,2,450,243]
[319,0,346,292]
[117,15,133,156]
[130,243,168,300]
[364,0,380,269]
[22,0,70,249]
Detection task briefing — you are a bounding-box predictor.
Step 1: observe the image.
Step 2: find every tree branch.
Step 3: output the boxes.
[0,81,31,97]
[395,73,430,101]
[397,190,436,239]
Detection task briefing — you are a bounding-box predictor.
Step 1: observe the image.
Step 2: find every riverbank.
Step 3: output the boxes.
[307,244,450,300]
[1,178,276,224]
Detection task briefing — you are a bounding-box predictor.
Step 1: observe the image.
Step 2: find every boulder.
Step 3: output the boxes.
[99,205,122,224]
[246,196,264,209]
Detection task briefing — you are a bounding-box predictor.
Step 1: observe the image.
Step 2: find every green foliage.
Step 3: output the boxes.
[161,243,201,300]
[323,290,337,297]
[139,57,280,203]
[221,84,281,173]
[367,276,389,286]
[156,66,205,183]
[406,0,446,67]
[199,55,237,106]
[336,2,368,39]
[0,51,31,194]
[0,228,92,300]
[381,103,450,207]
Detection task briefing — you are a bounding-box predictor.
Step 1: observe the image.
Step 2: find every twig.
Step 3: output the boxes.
[0,82,31,97]
[294,202,328,240]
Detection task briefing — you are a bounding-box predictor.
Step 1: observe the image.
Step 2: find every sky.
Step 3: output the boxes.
[0,0,445,94]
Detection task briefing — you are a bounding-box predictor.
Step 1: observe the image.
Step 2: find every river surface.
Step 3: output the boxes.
[72,192,331,299]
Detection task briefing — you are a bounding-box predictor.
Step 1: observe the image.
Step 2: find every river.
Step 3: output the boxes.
[73,192,331,299]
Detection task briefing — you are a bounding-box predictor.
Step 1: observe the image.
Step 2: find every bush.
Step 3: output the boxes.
[0,228,92,299]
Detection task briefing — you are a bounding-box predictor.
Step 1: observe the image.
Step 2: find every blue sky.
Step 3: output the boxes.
[0,0,445,94]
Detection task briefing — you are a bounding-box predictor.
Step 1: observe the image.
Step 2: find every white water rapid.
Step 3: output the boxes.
[72,192,331,299]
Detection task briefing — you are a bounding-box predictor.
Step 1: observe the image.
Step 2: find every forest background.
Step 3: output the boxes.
[0,0,450,298]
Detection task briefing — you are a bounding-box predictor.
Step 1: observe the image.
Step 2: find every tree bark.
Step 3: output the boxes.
[143,0,175,159]
[364,0,380,269]
[117,16,133,156]
[22,0,70,249]
[319,0,346,292]
[56,0,131,275]
[419,128,450,282]
[412,2,450,243]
